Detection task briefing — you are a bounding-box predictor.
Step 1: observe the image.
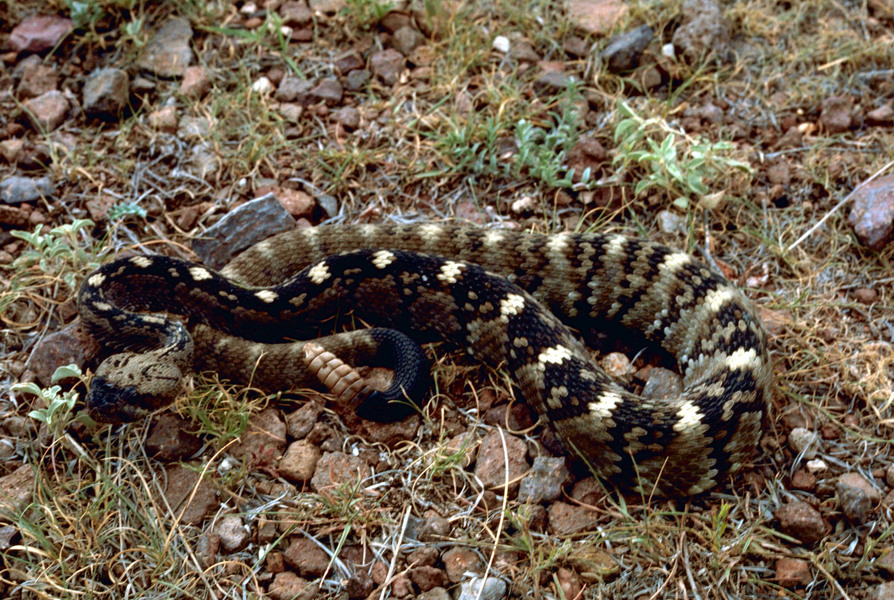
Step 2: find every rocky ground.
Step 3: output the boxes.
[1,0,893,598]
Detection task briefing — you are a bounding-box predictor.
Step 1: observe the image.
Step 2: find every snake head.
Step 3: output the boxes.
[87,351,187,424]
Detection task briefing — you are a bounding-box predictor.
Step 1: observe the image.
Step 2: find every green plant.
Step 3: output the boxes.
[13,364,89,436]
[108,201,148,221]
[63,0,140,32]
[709,500,733,553]
[439,114,512,180]
[612,100,752,210]
[1,220,103,338]
[433,85,593,190]
[9,219,102,290]
[343,0,396,29]
[514,87,591,189]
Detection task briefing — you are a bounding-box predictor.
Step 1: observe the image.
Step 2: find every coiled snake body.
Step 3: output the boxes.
[78,223,771,496]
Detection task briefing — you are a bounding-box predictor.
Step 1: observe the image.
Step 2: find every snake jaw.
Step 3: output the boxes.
[88,351,189,423]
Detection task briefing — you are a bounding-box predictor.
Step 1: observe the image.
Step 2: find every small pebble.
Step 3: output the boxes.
[492,36,510,53]
[252,77,274,94]
[788,427,819,460]
[854,287,878,304]
[806,459,828,473]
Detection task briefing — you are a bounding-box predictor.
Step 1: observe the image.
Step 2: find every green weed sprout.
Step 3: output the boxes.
[613,100,751,210]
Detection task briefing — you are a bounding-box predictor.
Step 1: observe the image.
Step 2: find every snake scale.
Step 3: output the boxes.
[78,223,772,496]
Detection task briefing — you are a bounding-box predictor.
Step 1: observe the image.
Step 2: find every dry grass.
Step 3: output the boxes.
[1,0,893,598]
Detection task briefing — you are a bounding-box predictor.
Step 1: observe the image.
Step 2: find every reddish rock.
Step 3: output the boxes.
[380,10,413,33]
[180,66,211,99]
[137,17,193,77]
[309,78,343,106]
[360,413,421,446]
[286,400,323,439]
[161,464,218,526]
[484,403,534,431]
[17,63,58,99]
[0,139,25,165]
[281,1,313,25]
[548,501,599,535]
[473,429,529,491]
[820,95,853,133]
[867,104,894,125]
[408,545,439,567]
[776,557,811,587]
[335,53,364,74]
[838,472,880,524]
[331,106,360,130]
[274,76,313,103]
[83,68,130,118]
[443,547,484,582]
[370,49,405,85]
[566,0,627,35]
[774,501,828,545]
[557,567,583,600]
[417,509,451,541]
[0,205,27,228]
[518,457,570,504]
[409,565,448,592]
[309,451,368,492]
[790,469,816,491]
[850,174,894,249]
[29,321,99,386]
[229,408,287,466]
[570,477,605,505]
[876,551,894,574]
[875,582,894,600]
[215,514,250,552]
[148,106,179,133]
[855,288,879,304]
[23,90,69,132]
[393,26,425,56]
[265,550,286,573]
[268,572,318,600]
[274,187,315,217]
[283,537,328,577]
[671,0,730,62]
[9,15,73,53]
[196,531,219,568]
[278,440,321,482]
[145,414,203,461]
[566,137,606,182]
[0,465,35,512]
[308,0,346,14]
[84,194,118,221]
[839,472,882,504]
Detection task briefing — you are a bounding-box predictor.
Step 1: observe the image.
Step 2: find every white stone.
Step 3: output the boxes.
[492,35,510,54]
[806,458,828,473]
[252,77,274,95]
[788,427,820,460]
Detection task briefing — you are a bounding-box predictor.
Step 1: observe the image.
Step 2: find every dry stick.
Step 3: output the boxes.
[474,428,511,600]
[786,158,894,252]
[375,505,412,600]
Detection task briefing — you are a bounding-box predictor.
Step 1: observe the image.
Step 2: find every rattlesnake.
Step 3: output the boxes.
[78,223,772,496]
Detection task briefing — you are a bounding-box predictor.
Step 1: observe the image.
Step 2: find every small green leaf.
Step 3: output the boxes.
[28,410,50,424]
[51,364,82,383]
[12,382,43,396]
